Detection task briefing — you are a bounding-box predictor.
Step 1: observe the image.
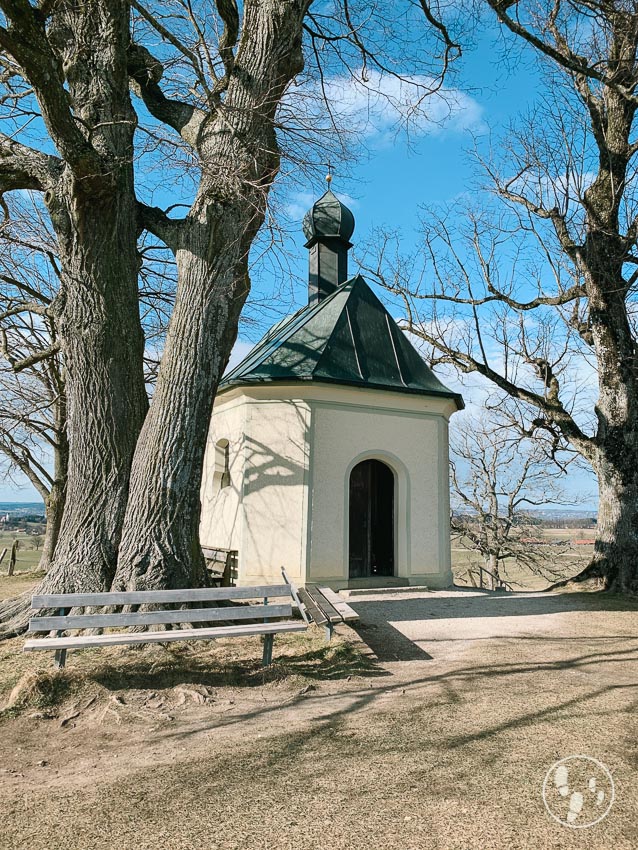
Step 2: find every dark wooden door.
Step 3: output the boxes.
[349,459,394,578]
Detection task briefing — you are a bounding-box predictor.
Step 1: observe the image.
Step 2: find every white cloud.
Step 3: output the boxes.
[283,69,484,146]
[318,70,484,140]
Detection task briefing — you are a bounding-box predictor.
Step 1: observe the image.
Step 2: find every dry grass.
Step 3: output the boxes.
[0,567,45,602]
[1,569,637,849]
[0,530,43,573]
[0,629,373,716]
[451,528,594,591]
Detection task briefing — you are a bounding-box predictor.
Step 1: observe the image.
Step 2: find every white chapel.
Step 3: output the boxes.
[200,187,463,589]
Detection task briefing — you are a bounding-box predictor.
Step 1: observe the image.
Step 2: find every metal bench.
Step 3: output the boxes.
[295,581,359,641]
[24,582,308,669]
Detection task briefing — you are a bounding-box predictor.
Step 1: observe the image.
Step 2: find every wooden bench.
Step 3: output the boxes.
[291,576,359,641]
[24,582,308,669]
[201,546,238,587]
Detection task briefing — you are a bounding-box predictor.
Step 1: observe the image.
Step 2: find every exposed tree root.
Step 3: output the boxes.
[545,559,611,593]
[0,591,33,639]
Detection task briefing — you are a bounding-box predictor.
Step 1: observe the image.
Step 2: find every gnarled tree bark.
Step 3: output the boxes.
[0,1,147,634]
[113,0,309,590]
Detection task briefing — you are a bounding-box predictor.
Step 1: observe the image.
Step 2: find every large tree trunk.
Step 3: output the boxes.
[0,2,147,636]
[37,2,148,596]
[39,477,66,573]
[487,553,500,590]
[41,181,147,594]
[38,383,68,572]
[589,464,638,593]
[113,0,308,590]
[568,67,638,594]
[113,236,246,590]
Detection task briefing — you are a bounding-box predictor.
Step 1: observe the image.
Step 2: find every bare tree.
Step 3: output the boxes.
[0,0,463,632]
[0,0,149,620]
[0,195,178,574]
[365,0,638,594]
[450,412,578,589]
[113,0,462,591]
[0,198,67,572]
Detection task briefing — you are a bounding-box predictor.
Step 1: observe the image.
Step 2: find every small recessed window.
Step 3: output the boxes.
[215,439,231,490]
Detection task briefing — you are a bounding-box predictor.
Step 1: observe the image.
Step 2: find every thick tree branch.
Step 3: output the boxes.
[0,135,60,193]
[485,0,638,102]
[214,0,239,94]
[137,202,182,250]
[0,3,100,176]
[0,301,49,321]
[1,332,60,372]
[492,167,581,261]
[375,272,585,311]
[127,43,207,147]
[0,274,51,303]
[0,438,52,499]
[407,318,595,459]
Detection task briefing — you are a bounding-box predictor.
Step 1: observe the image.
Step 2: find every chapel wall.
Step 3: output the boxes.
[200,397,247,556]
[308,393,454,588]
[239,396,311,586]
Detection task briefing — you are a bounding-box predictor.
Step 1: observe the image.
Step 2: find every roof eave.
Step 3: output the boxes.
[218,375,464,409]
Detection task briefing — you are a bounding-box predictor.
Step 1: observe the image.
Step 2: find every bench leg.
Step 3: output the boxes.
[53,607,69,669]
[324,623,334,643]
[54,648,67,669]
[262,633,274,666]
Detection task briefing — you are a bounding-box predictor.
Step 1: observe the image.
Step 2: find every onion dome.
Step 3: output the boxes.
[302,189,355,246]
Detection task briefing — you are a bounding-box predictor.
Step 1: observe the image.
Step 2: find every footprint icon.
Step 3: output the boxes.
[544,756,614,828]
[553,766,606,823]
[589,776,605,806]
[554,765,570,796]
[566,791,584,824]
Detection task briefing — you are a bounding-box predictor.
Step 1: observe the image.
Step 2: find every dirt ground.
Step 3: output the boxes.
[1,583,637,850]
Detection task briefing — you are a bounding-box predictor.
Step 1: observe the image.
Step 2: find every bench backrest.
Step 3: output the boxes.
[29,584,295,634]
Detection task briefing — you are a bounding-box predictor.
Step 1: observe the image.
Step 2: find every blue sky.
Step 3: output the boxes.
[1,20,598,507]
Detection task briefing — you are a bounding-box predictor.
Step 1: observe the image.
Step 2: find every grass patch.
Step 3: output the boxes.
[1,669,77,717]
[0,626,376,718]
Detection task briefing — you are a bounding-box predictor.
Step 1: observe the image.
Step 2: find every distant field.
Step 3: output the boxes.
[452,527,594,591]
[0,530,43,574]
[0,524,596,591]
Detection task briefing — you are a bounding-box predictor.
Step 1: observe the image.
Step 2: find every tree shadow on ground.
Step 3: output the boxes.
[350,587,638,623]
[87,637,388,695]
[151,638,638,753]
[344,588,638,662]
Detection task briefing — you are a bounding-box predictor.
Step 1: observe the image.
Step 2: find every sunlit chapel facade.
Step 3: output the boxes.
[200,187,463,589]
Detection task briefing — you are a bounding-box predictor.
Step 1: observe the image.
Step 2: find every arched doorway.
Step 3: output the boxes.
[349,459,395,578]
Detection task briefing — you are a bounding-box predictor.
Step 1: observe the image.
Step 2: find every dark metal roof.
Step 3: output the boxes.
[302,189,355,245]
[221,275,464,407]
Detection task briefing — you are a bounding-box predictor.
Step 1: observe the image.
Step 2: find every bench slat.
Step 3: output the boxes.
[31,584,291,609]
[317,586,360,622]
[24,620,307,652]
[304,586,342,623]
[29,603,292,632]
[297,588,328,627]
